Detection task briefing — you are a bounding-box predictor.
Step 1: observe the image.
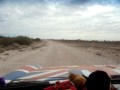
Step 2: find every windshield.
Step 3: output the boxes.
[0,0,120,90]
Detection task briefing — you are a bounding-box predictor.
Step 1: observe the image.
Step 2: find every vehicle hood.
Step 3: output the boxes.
[3,65,120,84]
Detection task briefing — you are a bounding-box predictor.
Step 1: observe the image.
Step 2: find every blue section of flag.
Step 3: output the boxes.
[4,71,45,80]
[4,71,28,80]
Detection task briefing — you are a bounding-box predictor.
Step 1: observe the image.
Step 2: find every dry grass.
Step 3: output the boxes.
[0,36,41,53]
[58,40,120,51]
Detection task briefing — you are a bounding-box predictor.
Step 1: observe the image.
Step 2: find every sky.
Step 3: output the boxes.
[0,0,120,40]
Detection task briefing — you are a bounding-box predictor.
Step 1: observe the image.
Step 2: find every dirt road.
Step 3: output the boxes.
[0,40,117,76]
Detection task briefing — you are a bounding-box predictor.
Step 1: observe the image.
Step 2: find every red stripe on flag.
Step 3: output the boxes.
[20,66,37,72]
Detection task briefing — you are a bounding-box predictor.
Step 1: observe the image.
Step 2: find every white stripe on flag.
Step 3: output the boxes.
[15,69,29,73]
[37,71,68,81]
[81,70,91,77]
[27,65,38,69]
[113,69,120,73]
[50,71,68,77]
[19,70,62,79]
[5,80,11,84]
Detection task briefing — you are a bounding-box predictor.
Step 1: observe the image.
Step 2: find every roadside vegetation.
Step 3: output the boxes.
[0,36,41,53]
[57,39,120,52]
[58,40,120,48]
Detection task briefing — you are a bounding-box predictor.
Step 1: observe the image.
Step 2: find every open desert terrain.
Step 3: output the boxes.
[0,40,120,76]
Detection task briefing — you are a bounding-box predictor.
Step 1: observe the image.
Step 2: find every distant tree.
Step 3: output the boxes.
[34,38,41,42]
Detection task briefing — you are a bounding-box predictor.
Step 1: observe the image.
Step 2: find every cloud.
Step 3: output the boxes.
[0,0,120,5]
[0,0,120,40]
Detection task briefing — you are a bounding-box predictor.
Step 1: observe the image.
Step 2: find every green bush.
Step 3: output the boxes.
[34,38,41,42]
[14,36,32,45]
[0,36,33,46]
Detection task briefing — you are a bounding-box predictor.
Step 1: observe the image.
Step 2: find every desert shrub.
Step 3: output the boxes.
[0,37,14,46]
[0,36,33,46]
[14,36,32,45]
[34,38,41,42]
